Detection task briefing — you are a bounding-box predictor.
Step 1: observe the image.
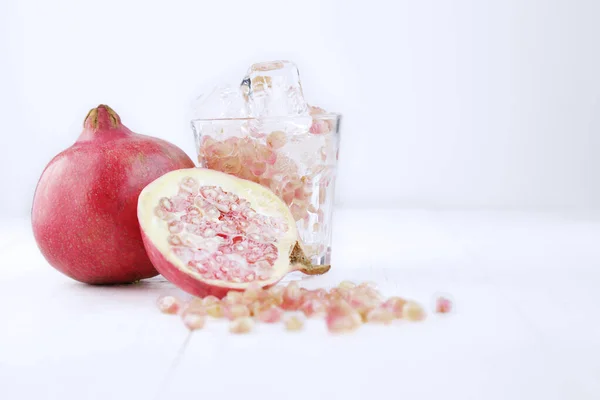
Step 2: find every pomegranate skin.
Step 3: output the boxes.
[31,105,195,284]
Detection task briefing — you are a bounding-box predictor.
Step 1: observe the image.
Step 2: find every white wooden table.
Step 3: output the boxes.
[1,209,599,400]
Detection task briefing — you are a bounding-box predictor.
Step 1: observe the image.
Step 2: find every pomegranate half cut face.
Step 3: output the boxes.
[138,168,328,298]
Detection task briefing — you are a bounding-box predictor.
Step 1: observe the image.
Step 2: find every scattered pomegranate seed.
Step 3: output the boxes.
[403,301,426,321]
[300,298,328,318]
[326,310,362,333]
[250,298,278,316]
[256,305,284,323]
[281,281,303,310]
[285,316,304,331]
[365,307,395,324]
[202,295,220,306]
[348,292,382,321]
[224,304,251,320]
[435,296,452,314]
[242,282,264,303]
[230,317,254,334]
[182,313,206,331]
[327,287,343,302]
[205,303,224,318]
[268,285,285,305]
[223,291,244,306]
[157,295,181,314]
[382,296,407,319]
[358,281,377,289]
[158,282,450,334]
[182,298,207,315]
[338,280,356,289]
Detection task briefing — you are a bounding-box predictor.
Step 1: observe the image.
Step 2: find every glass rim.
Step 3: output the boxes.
[191,113,342,123]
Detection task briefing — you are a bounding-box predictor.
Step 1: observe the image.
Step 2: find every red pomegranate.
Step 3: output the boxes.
[31,104,195,284]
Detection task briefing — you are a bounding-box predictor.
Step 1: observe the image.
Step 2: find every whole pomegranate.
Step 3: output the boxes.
[32,104,195,284]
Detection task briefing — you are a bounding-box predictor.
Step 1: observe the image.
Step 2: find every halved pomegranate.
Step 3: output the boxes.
[138,168,329,298]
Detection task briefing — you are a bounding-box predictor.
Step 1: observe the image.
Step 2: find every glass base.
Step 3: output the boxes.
[310,246,331,266]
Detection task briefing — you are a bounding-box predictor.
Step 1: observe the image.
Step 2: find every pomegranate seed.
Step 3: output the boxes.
[268,285,285,305]
[202,295,220,306]
[326,300,363,333]
[300,299,328,318]
[251,295,281,314]
[355,284,383,299]
[224,304,251,320]
[248,302,261,316]
[243,282,264,303]
[205,206,220,219]
[168,221,184,234]
[203,228,216,238]
[282,281,303,310]
[159,197,174,212]
[159,279,449,335]
[182,313,206,331]
[167,235,182,246]
[154,206,166,219]
[183,298,207,315]
[382,297,406,319]
[266,130,287,149]
[365,307,395,324]
[338,281,356,289]
[180,177,198,190]
[186,207,201,216]
[230,317,254,334]
[256,305,284,323]
[329,287,351,301]
[284,316,304,331]
[157,295,181,314]
[326,311,362,333]
[358,281,377,290]
[403,301,426,321]
[205,303,224,318]
[201,188,218,199]
[251,162,267,176]
[435,297,452,314]
[222,290,244,306]
[348,292,383,321]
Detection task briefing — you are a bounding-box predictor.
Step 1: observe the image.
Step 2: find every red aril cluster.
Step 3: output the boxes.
[154,179,290,283]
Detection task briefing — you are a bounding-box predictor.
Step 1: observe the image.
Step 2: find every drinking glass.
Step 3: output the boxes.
[191,114,341,265]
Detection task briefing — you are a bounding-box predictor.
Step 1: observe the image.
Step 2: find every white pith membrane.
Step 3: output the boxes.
[138,169,298,289]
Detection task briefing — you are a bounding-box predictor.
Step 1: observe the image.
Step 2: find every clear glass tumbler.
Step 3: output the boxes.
[191,114,341,266]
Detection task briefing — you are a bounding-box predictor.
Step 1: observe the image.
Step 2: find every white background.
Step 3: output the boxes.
[2,2,600,399]
[2,0,600,218]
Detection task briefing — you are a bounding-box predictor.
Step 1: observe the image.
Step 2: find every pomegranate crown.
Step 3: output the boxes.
[83,104,121,130]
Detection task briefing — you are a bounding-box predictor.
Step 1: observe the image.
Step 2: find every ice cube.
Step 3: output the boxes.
[240,60,309,118]
[191,85,247,119]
